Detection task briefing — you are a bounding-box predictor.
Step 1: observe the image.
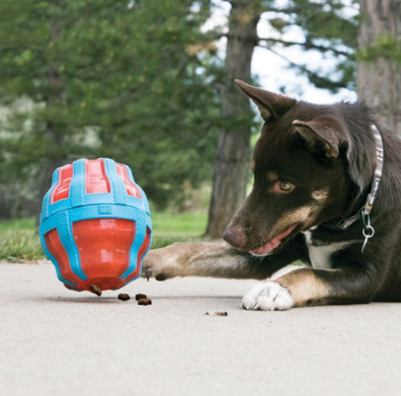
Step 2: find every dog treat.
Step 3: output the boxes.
[118,293,130,301]
[89,284,102,297]
[205,312,228,316]
[137,298,152,306]
[135,293,147,301]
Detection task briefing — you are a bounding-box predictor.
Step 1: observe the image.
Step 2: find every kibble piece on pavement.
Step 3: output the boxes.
[118,293,130,301]
[135,293,147,301]
[205,311,228,316]
[89,284,102,297]
[137,298,152,306]
[214,312,228,316]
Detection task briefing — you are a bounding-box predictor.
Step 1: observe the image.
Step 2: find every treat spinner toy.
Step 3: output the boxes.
[39,158,152,292]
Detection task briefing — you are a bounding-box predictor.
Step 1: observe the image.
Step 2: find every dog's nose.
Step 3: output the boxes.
[223,223,246,250]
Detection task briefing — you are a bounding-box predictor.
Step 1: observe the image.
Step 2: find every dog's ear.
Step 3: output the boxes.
[292,117,347,160]
[293,117,367,191]
[235,79,295,121]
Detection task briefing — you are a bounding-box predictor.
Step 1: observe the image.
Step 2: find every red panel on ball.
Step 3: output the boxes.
[72,218,136,290]
[115,163,142,198]
[45,229,82,285]
[85,159,111,194]
[51,165,73,204]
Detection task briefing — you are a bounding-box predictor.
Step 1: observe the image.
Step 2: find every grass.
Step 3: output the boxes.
[0,218,43,262]
[0,213,207,262]
[0,231,44,262]
[151,212,207,237]
[0,217,37,232]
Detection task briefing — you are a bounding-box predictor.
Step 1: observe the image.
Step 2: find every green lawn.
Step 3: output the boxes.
[0,213,207,262]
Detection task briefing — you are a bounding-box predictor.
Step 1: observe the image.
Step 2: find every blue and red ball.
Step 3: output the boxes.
[39,158,152,292]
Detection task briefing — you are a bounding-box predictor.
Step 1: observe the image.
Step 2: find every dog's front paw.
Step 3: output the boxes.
[142,242,192,281]
[142,248,174,281]
[242,281,293,311]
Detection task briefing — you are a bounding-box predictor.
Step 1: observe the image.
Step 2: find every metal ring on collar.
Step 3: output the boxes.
[363,225,375,238]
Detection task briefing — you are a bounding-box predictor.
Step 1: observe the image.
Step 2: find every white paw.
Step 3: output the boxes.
[242,281,293,311]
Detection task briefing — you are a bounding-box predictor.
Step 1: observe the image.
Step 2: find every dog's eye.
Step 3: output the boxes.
[279,182,293,192]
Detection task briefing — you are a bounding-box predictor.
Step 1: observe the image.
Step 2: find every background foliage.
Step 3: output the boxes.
[0,0,221,216]
[0,0,361,227]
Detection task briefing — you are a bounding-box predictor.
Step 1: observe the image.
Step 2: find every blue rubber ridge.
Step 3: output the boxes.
[39,227,77,287]
[122,211,146,279]
[70,159,86,208]
[126,165,151,215]
[56,211,88,280]
[104,158,127,205]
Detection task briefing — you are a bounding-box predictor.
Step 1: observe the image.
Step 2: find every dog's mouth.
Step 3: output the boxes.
[249,223,298,256]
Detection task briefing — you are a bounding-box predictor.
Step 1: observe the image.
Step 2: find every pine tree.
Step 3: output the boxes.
[0,0,220,215]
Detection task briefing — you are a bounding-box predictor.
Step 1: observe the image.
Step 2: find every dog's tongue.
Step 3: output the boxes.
[250,224,296,255]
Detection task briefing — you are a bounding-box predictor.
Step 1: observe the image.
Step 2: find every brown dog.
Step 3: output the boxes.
[144,80,401,310]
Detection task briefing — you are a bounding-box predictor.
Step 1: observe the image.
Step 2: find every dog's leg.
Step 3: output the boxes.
[143,240,273,280]
[242,265,381,311]
[143,235,309,281]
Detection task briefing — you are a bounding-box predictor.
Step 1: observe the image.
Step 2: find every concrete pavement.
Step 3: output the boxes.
[1,263,401,396]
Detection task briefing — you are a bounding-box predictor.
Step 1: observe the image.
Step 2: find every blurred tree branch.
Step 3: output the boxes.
[258,37,352,57]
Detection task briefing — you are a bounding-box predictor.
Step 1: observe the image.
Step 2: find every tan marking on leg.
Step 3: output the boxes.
[274,268,329,307]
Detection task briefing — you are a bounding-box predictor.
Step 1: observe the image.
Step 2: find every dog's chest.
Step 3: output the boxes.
[303,230,354,270]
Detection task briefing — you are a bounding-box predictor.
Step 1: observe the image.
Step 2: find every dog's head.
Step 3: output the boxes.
[223,80,370,256]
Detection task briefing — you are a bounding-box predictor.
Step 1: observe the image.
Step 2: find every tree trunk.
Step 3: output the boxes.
[35,1,68,219]
[357,0,401,136]
[205,1,260,239]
